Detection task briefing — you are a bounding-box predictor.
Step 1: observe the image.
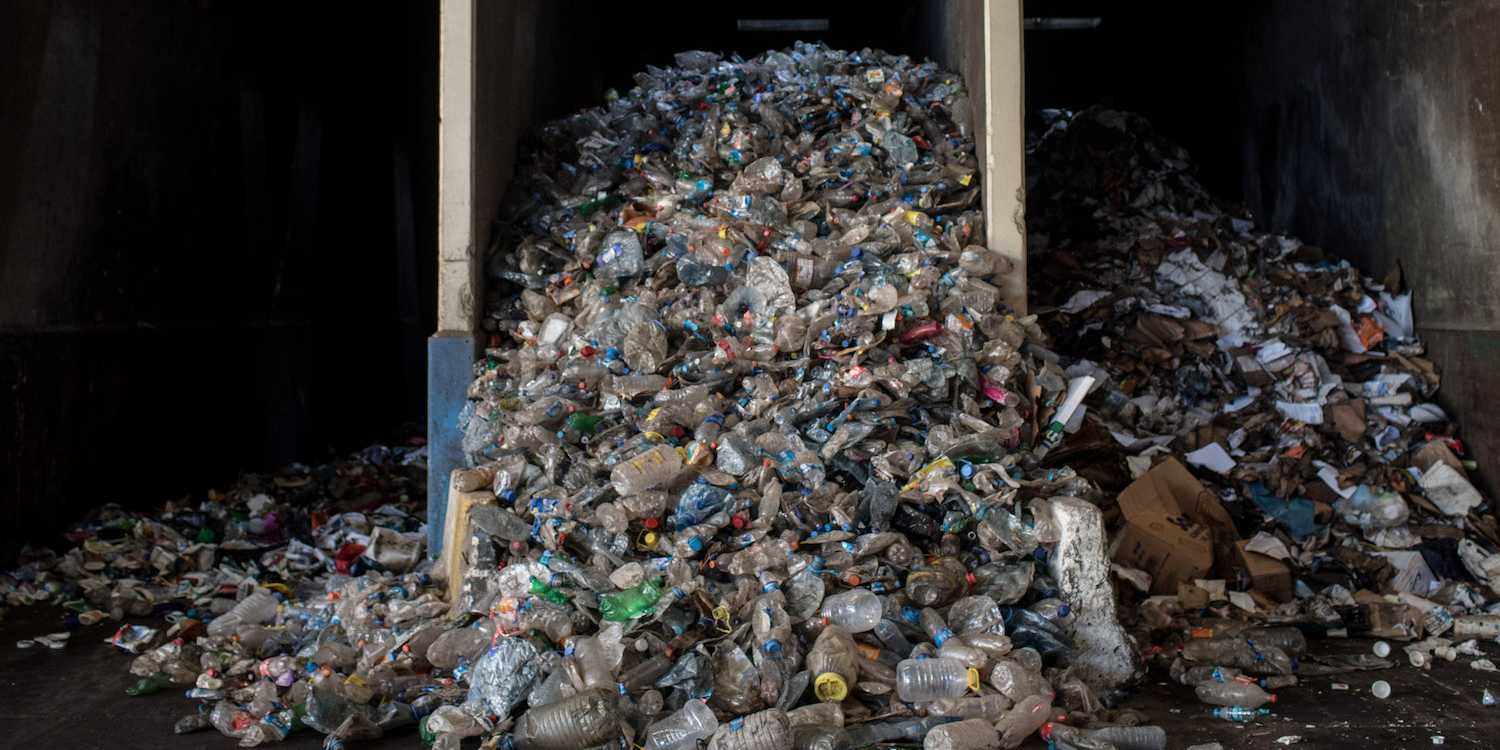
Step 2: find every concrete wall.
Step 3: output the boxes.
[0,2,438,561]
[1239,0,1500,491]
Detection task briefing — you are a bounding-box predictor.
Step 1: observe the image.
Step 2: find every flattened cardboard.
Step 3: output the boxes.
[1111,458,1237,594]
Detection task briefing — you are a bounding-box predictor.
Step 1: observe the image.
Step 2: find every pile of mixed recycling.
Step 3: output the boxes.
[6,45,1499,750]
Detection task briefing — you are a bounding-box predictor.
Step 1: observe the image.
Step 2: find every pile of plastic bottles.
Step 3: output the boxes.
[18,39,1494,750]
[443,43,1163,750]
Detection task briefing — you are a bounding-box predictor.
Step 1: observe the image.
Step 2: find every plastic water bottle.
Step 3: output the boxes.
[643,699,719,750]
[1195,681,1276,708]
[1088,725,1169,750]
[206,589,278,637]
[922,718,997,750]
[1029,598,1075,628]
[610,444,683,496]
[873,618,913,655]
[996,695,1054,749]
[807,626,859,702]
[1043,723,1168,750]
[513,689,622,750]
[820,589,882,632]
[895,658,974,702]
[919,607,956,646]
[1212,706,1268,721]
[711,708,791,750]
[927,694,1013,719]
[791,724,852,750]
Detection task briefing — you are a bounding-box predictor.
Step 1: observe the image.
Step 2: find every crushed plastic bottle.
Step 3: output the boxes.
[513,689,622,750]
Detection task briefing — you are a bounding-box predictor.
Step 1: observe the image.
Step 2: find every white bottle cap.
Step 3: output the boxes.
[1372,640,1391,657]
[1372,680,1392,699]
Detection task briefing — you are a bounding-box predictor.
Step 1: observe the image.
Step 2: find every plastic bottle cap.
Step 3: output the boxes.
[641,531,659,547]
[1373,640,1391,657]
[813,673,849,702]
[688,537,703,552]
[643,518,659,529]
[1057,605,1071,618]
[1372,680,1392,699]
[763,640,783,658]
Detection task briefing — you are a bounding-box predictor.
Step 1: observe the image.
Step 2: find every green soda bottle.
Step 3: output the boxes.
[529,576,570,606]
[127,671,174,696]
[599,577,664,621]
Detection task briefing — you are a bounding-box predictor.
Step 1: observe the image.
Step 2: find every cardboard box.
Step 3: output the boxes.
[1110,458,1237,594]
[1232,541,1293,602]
[1375,550,1438,597]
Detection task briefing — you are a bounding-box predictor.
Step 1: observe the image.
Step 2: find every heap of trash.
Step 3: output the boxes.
[4,43,1498,750]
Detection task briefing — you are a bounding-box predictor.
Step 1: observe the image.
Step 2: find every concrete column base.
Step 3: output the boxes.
[1049,497,1144,689]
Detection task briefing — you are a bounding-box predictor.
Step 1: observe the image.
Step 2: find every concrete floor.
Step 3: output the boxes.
[2,606,1498,749]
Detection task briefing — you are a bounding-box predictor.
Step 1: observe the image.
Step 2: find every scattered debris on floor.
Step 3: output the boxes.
[3,44,1497,750]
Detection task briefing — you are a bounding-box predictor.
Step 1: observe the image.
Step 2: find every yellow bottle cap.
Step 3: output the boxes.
[814,673,849,702]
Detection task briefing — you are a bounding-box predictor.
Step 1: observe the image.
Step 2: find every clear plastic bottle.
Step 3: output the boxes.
[611,444,684,496]
[922,718,998,750]
[1181,636,1295,675]
[919,607,957,647]
[807,626,859,702]
[928,693,1013,719]
[1242,626,1308,658]
[1194,681,1275,708]
[820,589,883,632]
[1169,659,1242,686]
[988,658,1052,702]
[513,688,622,750]
[207,589,279,637]
[873,618,914,656]
[1087,725,1168,750]
[621,653,674,692]
[711,646,762,715]
[453,467,496,492]
[751,591,794,661]
[1212,706,1268,721]
[792,724,853,750]
[996,695,1054,749]
[895,658,975,702]
[643,698,719,750]
[1029,598,1075,628]
[711,708,791,750]
[467,504,532,542]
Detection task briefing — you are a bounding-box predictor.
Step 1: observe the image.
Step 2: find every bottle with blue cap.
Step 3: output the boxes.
[668,511,731,558]
[1028,597,1075,629]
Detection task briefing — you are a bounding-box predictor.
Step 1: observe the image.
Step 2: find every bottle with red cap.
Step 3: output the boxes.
[819,589,883,632]
[997,695,1058,749]
[1194,680,1276,708]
